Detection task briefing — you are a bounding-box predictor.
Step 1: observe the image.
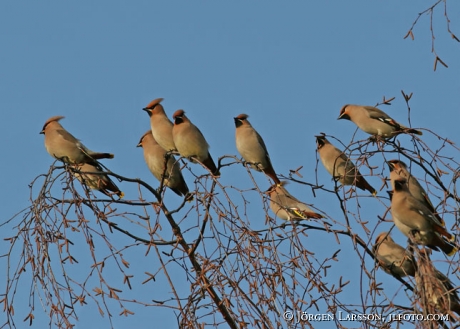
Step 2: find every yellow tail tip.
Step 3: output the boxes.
[447,246,458,257]
[118,191,125,199]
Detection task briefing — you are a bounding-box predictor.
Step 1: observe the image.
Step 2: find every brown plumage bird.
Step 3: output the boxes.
[266,182,323,221]
[234,114,280,184]
[137,131,190,198]
[316,135,375,194]
[391,178,457,256]
[40,116,114,164]
[142,98,176,151]
[373,232,416,277]
[388,159,445,227]
[72,163,124,198]
[172,109,219,176]
[338,104,423,137]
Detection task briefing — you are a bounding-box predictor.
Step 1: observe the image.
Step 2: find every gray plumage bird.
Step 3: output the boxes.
[338,104,422,137]
[266,182,323,221]
[234,114,280,184]
[172,109,219,176]
[142,98,176,151]
[137,131,190,198]
[388,159,445,227]
[391,178,457,256]
[40,116,114,164]
[316,135,375,194]
[373,232,416,277]
[72,163,124,198]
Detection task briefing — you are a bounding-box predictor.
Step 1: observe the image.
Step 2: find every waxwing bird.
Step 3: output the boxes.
[265,182,323,221]
[373,232,416,277]
[338,104,423,137]
[72,163,124,198]
[172,110,219,176]
[316,135,375,194]
[142,98,176,151]
[388,159,445,227]
[391,178,457,256]
[415,250,460,317]
[40,116,114,165]
[137,131,190,198]
[234,114,280,184]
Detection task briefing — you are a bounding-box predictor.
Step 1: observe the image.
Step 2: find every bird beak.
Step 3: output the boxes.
[337,113,350,120]
[39,130,44,134]
[387,161,396,172]
[315,136,325,148]
[136,142,142,148]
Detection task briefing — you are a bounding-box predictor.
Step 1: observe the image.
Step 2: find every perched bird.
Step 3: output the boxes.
[316,135,375,194]
[72,163,124,198]
[265,182,323,220]
[142,98,176,151]
[234,114,280,184]
[388,159,445,227]
[415,250,460,317]
[374,234,460,317]
[338,104,423,137]
[391,178,457,256]
[40,116,114,164]
[137,131,190,198]
[373,232,416,277]
[172,109,219,175]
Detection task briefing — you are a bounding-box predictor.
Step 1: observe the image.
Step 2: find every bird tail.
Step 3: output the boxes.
[91,152,115,160]
[433,223,455,242]
[406,128,423,135]
[170,177,190,198]
[263,165,281,185]
[287,208,324,220]
[441,240,458,257]
[203,153,220,176]
[100,187,124,199]
[299,210,324,219]
[355,176,376,195]
[185,193,194,202]
[434,234,458,256]
[105,181,124,199]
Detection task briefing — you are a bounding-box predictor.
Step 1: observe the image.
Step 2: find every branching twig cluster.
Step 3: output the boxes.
[404,0,459,71]
[2,97,460,329]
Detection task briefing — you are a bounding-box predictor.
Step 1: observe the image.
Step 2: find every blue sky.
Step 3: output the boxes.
[1,1,460,328]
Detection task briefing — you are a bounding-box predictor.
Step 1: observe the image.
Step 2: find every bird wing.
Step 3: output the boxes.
[255,130,272,160]
[407,197,453,240]
[364,106,402,129]
[56,128,80,144]
[192,125,210,149]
